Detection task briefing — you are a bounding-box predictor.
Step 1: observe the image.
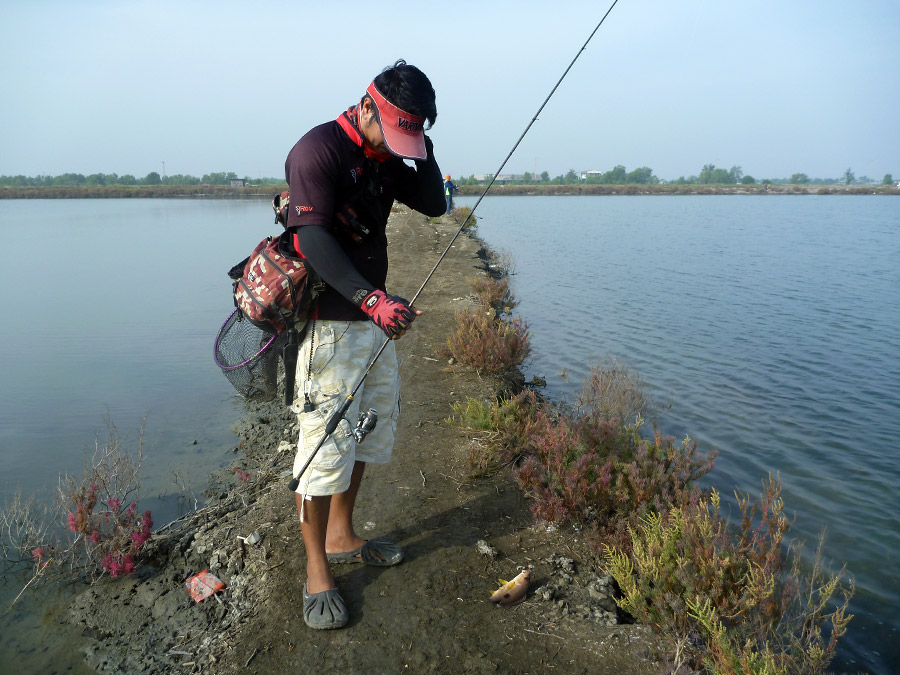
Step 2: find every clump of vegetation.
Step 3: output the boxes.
[468,276,518,314]
[513,359,712,552]
[448,358,713,552]
[450,206,477,228]
[515,412,714,553]
[443,265,529,376]
[446,349,851,672]
[572,356,654,424]
[1,420,153,591]
[605,478,853,674]
[483,244,516,277]
[445,307,531,375]
[448,390,541,475]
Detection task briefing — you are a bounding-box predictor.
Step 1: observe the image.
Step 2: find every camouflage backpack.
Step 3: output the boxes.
[228,237,317,335]
[227,191,323,335]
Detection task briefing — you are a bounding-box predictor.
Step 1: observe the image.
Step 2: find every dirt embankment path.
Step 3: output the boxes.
[68,206,669,674]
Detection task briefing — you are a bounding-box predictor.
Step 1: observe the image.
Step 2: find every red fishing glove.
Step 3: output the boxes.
[360,289,416,338]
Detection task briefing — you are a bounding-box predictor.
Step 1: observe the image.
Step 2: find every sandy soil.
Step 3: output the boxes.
[67,206,670,674]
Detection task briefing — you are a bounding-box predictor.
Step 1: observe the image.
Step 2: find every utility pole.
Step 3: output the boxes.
[161,161,166,179]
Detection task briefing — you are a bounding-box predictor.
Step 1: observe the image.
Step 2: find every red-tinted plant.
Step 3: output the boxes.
[2,419,155,582]
[67,488,154,579]
[515,406,715,553]
[445,308,531,375]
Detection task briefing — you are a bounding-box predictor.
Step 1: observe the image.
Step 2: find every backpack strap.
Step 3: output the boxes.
[273,190,290,227]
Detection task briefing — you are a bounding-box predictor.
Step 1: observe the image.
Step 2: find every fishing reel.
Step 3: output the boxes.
[352,408,378,443]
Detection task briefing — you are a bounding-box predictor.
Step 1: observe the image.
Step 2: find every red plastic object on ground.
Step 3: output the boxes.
[185,570,226,603]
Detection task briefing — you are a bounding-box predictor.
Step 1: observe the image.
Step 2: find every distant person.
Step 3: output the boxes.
[283,59,446,630]
[443,174,458,214]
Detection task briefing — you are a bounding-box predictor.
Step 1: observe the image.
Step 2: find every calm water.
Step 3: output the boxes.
[0,199,275,669]
[0,197,897,672]
[459,195,899,674]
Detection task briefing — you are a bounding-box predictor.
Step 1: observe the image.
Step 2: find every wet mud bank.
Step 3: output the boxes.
[68,206,669,674]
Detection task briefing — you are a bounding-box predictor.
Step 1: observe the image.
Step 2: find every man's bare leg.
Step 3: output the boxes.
[296,493,334,594]
[325,460,367,555]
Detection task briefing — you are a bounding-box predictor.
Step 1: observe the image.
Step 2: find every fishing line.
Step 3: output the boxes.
[410,0,620,305]
[288,1,620,491]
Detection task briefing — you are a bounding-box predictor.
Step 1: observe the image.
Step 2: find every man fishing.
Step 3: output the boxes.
[283,59,446,630]
[443,174,458,214]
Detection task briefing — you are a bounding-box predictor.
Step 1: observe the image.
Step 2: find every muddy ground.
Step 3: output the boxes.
[67,206,671,674]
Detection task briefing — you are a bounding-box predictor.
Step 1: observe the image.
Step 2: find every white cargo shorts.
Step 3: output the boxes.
[291,320,400,498]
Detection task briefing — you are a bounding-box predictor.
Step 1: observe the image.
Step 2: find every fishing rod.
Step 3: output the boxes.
[288,0,620,492]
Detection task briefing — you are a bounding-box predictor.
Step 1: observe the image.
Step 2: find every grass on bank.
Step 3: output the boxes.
[445,259,853,674]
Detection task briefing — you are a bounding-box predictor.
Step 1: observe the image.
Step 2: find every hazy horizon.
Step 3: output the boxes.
[2,1,897,182]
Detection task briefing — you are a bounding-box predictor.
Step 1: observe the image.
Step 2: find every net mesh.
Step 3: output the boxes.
[214,309,280,399]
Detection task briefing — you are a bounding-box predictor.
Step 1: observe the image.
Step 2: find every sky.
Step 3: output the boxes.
[1,0,898,182]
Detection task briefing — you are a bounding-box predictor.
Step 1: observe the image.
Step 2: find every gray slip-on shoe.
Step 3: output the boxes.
[326,539,403,567]
[303,583,349,630]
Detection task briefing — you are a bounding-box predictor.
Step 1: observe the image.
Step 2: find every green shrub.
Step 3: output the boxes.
[448,390,541,475]
[604,477,852,674]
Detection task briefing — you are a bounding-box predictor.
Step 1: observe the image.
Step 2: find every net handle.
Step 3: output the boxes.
[214,309,278,370]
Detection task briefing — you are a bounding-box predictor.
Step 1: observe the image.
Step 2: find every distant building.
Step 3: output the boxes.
[494,174,519,184]
[580,170,603,180]
[471,173,537,184]
[230,179,245,188]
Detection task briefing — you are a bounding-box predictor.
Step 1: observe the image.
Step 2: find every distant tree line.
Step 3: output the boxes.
[3,166,894,190]
[0,172,285,188]
[451,164,895,187]
[453,165,659,186]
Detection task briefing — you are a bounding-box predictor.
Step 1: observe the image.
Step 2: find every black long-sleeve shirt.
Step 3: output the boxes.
[284,115,444,320]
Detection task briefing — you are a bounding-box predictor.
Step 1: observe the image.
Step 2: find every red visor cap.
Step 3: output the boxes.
[367,81,427,160]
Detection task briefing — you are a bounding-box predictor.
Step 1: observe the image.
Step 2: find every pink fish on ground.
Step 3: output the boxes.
[489,569,530,606]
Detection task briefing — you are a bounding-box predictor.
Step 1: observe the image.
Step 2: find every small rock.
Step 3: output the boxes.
[535,586,555,602]
[475,540,498,558]
[599,597,618,613]
[548,554,576,574]
[448,357,456,365]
